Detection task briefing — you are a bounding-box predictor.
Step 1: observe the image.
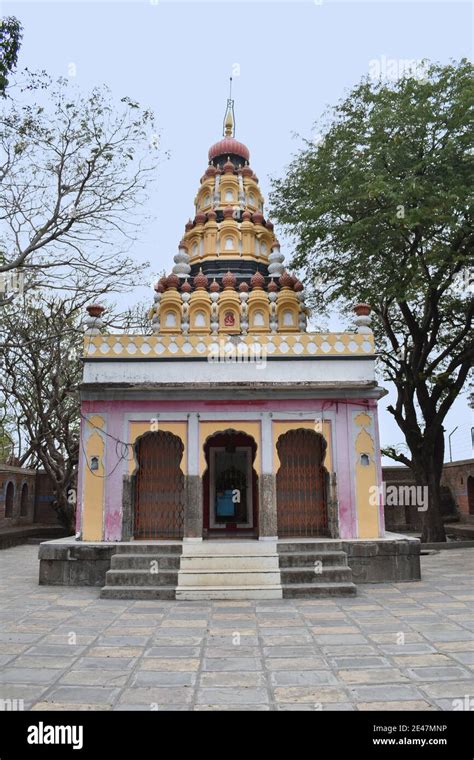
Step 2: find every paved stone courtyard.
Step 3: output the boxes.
[0,544,473,711]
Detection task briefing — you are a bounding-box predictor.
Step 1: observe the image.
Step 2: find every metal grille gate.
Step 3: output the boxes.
[133,431,185,539]
[276,429,328,537]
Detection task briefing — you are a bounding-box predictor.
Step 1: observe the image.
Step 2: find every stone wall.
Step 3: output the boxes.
[382,464,461,532]
[0,465,61,530]
[441,460,474,520]
[0,466,36,529]
[38,542,116,586]
[343,537,421,583]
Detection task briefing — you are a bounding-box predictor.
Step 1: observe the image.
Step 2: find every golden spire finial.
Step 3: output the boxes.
[223,77,235,138]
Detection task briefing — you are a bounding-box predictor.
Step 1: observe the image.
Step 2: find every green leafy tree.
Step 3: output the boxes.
[270,59,473,542]
[0,17,22,96]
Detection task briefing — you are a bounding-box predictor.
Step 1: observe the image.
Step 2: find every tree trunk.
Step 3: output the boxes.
[53,489,76,534]
[421,470,446,543]
[416,429,446,543]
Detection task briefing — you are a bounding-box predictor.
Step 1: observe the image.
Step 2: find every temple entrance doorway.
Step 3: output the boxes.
[203,430,258,537]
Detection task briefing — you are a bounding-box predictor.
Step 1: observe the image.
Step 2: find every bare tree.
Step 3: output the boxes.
[0,293,83,530]
[0,72,161,297]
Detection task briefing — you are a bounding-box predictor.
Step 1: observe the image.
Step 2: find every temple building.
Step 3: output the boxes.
[38,101,421,598]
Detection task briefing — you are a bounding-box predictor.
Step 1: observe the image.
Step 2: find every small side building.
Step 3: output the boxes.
[0,464,63,548]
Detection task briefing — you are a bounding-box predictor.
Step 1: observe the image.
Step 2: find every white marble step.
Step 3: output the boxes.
[182,540,277,556]
[178,569,281,587]
[180,555,279,572]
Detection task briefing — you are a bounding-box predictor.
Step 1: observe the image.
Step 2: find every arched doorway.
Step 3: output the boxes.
[5,481,14,518]
[133,431,185,539]
[276,428,329,537]
[20,483,29,517]
[468,476,474,516]
[203,430,258,537]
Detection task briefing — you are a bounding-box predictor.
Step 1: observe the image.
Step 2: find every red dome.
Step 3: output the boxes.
[166,273,180,289]
[251,270,265,289]
[193,269,209,289]
[222,270,237,289]
[210,279,220,293]
[209,137,250,163]
[267,278,278,293]
[279,271,293,289]
[181,278,192,293]
[86,304,105,318]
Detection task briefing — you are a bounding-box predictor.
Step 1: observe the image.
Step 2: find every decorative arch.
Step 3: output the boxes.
[277,306,298,331]
[248,303,270,333]
[220,232,239,254]
[189,301,211,334]
[4,481,14,518]
[160,307,181,333]
[276,428,330,537]
[132,430,185,539]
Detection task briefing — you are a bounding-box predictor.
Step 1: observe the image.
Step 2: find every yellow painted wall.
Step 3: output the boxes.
[354,412,380,538]
[128,421,188,476]
[82,416,105,541]
[199,421,262,476]
[273,420,333,474]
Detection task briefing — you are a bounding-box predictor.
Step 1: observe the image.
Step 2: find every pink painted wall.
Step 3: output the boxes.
[76,415,84,535]
[104,403,127,541]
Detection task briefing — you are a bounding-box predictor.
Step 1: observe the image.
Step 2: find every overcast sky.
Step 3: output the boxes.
[4,0,473,462]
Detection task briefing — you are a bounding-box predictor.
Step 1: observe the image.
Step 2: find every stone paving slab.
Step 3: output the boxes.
[0,544,473,711]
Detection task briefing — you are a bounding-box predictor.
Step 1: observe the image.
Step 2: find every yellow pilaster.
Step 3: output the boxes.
[354,412,380,538]
[82,416,105,541]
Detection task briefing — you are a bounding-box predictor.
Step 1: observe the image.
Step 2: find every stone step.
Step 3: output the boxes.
[278,541,343,553]
[100,585,176,600]
[280,565,353,584]
[282,581,357,598]
[115,543,182,555]
[105,569,178,587]
[180,555,279,572]
[110,554,180,570]
[278,550,348,568]
[176,586,283,601]
[182,541,276,556]
[178,569,281,587]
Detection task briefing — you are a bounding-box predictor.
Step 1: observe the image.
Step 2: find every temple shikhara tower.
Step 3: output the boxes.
[39,99,421,598]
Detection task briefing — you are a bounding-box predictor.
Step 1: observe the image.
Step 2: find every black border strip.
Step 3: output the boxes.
[83,355,374,363]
